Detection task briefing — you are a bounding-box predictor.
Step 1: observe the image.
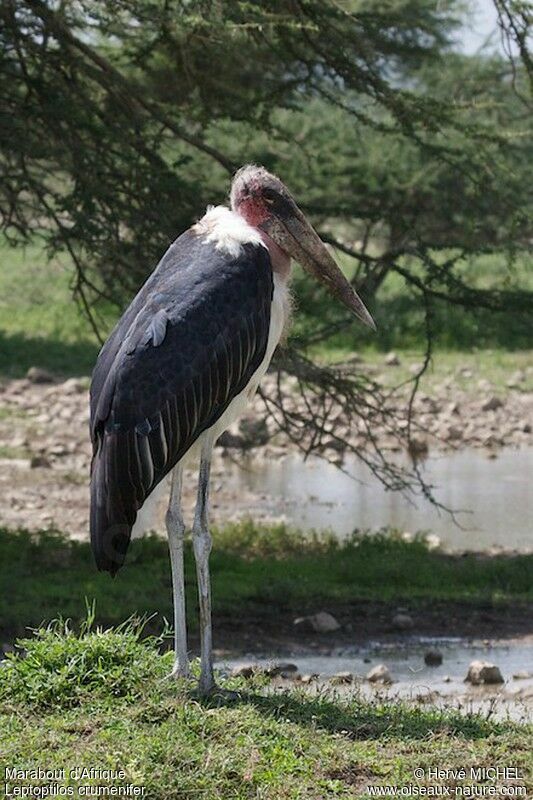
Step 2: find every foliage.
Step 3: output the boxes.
[1,1,530,312]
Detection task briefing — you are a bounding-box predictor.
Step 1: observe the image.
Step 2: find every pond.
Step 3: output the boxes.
[221,447,533,552]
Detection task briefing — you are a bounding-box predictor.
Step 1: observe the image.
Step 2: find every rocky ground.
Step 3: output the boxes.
[0,359,531,538]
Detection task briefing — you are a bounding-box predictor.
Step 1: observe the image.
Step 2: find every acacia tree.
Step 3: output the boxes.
[1,0,531,503]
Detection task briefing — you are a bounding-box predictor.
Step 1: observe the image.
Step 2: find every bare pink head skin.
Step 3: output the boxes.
[230,164,376,329]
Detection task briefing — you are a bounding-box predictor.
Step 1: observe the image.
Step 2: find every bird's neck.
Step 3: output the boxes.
[258,230,291,280]
[233,204,291,280]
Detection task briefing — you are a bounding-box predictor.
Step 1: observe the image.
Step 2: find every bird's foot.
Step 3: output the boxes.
[162,661,191,682]
[192,676,240,703]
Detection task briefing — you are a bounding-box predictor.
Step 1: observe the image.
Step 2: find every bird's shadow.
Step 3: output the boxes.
[195,684,501,741]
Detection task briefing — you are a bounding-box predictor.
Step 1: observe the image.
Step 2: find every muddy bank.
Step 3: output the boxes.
[0,369,531,537]
[206,599,533,657]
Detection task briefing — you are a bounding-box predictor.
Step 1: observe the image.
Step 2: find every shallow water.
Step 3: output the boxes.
[217,639,533,722]
[223,447,533,552]
[223,639,533,686]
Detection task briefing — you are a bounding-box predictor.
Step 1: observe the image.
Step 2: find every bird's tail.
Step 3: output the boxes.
[90,442,135,576]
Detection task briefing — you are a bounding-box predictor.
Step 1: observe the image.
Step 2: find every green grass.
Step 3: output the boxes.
[0,622,531,799]
[1,523,532,641]
[0,239,104,377]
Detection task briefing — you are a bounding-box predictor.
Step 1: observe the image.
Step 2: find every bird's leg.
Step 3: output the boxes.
[166,464,190,678]
[192,443,216,695]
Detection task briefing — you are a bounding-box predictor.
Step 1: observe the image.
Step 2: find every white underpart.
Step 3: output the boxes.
[193,205,264,259]
[132,207,290,537]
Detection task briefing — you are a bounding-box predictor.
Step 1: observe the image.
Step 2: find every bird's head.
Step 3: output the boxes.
[230,164,376,330]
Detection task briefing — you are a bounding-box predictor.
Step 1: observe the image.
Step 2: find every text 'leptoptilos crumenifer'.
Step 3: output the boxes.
[89,165,375,695]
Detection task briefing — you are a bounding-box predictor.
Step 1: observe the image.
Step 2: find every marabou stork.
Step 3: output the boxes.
[90,165,375,694]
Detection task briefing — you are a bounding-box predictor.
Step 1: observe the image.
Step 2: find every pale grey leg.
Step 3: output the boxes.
[166,464,189,678]
[192,440,216,694]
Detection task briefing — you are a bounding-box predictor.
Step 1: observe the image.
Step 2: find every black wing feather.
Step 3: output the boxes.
[90,229,273,574]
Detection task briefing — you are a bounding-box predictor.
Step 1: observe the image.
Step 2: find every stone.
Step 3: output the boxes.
[1,642,14,657]
[464,660,504,685]
[385,352,400,366]
[231,663,257,679]
[419,395,440,413]
[26,367,54,384]
[408,436,429,458]
[482,433,503,448]
[512,671,532,681]
[520,420,531,433]
[424,533,441,551]
[61,378,86,394]
[265,662,299,678]
[391,613,414,631]
[481,396,503,412]
[508,370,526,386]
[48,444,68,456]
[301,673,319,684]
[30,455,52,469]
[238,416,270,447]
[322,437,345,453]
[216,430,246,449]
[330,671,354,685]
[367,664,392,684]
[2,457,30,470]
[307,611,341,634]
[444,425,463,441]
[293,616,314,633]
[457,367,473,379]
[424,650,443,667]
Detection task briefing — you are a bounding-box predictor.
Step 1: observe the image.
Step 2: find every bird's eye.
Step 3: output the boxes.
[262,188,278,206]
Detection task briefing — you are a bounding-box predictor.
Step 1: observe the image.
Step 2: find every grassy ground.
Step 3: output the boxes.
[1,523,532,643]
[0,239,104,377]
[0,622,531,799]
